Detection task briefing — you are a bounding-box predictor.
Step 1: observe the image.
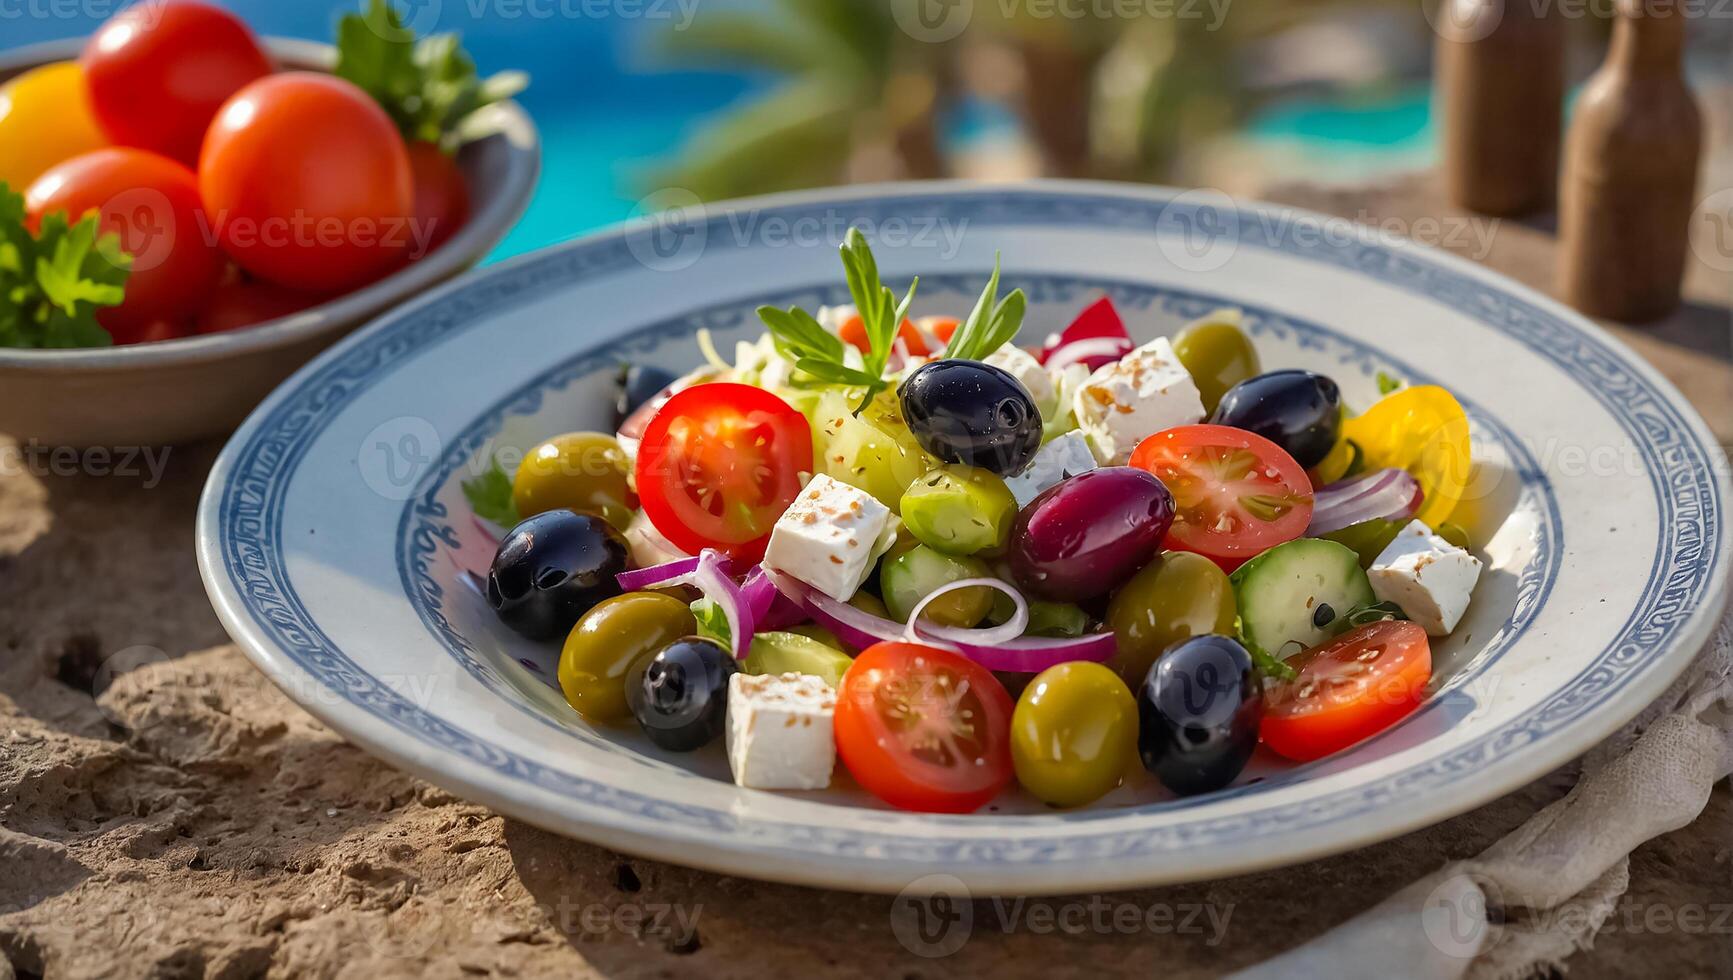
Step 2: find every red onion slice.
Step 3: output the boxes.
[903,578,1028,647]
[691,551,754,660]
[740,565,806,631]
[1042,336,1133,373]
[1039,295,1130,363]
[1306,468,1424,536]
[765,569,1117,672]
[615,553,741,591]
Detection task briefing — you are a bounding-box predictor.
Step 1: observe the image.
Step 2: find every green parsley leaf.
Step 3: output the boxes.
[690,598,731,646]
[460,456,520,526]
[1376,370,1405,395]
[335,0,529,151]
[0,181,127,349]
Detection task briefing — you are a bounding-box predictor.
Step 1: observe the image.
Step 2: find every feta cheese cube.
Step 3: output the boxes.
[1368,520,1483,636]
[1072,336,1205,464]
[1004,430,1097,508]
[727,672,837,790]
[762,474,895,601]
[984,343,1057,414]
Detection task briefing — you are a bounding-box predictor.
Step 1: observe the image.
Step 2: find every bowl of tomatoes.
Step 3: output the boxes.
[0,1,538,448]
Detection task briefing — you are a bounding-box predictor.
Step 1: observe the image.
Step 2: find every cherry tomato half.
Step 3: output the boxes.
[634,382,813,562]
[1261,620,1432,762]
[1130,424,1314,572]
[200,72,413,293]
[26,148,224,337]
[81,0,272,166]
[835,642,1014,813]
[0,62,108,189]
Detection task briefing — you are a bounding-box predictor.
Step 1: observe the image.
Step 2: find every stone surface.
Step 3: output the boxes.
[2,177,1728,978]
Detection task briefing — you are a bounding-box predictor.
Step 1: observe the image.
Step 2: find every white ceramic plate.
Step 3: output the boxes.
[197,182,1729,895]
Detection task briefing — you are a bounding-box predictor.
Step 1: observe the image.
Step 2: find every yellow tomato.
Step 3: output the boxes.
[1342,385,1473,527]
[0,62,109,191]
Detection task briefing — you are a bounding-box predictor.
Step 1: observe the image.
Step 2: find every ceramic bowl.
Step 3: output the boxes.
[0,38,539,448]
[197,181,1730,895]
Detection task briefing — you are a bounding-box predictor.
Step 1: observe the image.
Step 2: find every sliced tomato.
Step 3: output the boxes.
[835,642,1014,813]
[1130,424,1314,572]
[1261,620,1432,761]
[837,312,929,356]
[634,382,812,562]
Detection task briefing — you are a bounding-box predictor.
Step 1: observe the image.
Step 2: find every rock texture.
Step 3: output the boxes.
[2,178,1729,978]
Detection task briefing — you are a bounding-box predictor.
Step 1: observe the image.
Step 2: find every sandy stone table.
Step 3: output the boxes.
[2,177,1729,979]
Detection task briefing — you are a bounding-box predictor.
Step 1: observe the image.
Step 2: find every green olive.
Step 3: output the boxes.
[558,592,694,721]
[512,432,633,530]
[1320,518,1404,567]
[1172,317,1261,415]
[880,545,994,628]
[743,631,854,687]
[1436,521,1472,551]
[1011,661,1137,807]
[1105,551,1237,686]
[899,465,1017,556]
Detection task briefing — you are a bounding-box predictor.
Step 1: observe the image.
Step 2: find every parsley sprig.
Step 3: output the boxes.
[459,456,520,527]
[0,182,130,349]
[756,228,917,412]
[335,0,528,151]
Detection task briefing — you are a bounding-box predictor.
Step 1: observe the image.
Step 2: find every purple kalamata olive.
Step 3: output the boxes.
[1007,467,1174,602]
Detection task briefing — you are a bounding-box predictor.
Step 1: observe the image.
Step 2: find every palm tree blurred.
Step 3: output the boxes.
[649,0,1412,199]
[645,0,954,199]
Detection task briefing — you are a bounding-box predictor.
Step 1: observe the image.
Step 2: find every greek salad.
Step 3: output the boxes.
[465,228,1481,813]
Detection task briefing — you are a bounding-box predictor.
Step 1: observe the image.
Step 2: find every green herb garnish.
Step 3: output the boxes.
[1376,370,1405,395]
[757,227,918,412]
[335,0,528,151]
[691,598,731,646]
[0,182,129,349]
[941,254,1026,362]
[460,456,520,526]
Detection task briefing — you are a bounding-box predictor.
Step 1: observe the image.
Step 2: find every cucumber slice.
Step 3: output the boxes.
[1230,538,1374,659]
[743,631,853,688]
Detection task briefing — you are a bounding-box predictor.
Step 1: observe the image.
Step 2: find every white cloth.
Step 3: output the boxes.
[1234,605,1733,980]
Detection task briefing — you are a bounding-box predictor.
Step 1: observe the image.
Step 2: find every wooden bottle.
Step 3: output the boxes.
[1558,0,1702,322]
[1436,0,1566,216]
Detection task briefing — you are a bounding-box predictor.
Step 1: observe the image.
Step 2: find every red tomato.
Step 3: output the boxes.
[25,148,224,336]
[1129,424,1314,572]
[406,141,470,258]
[634,382,813,562]
[199,72,413,293]
[195,272,324,334]
[1038,295,1131,369]
[1261,621,1432,762]
[81,1,272,166]
[835,642,1014,813]
[838,313,928,356]
[108,317,192,346]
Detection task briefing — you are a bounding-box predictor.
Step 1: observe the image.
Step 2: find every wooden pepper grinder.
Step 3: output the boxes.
[1558,0,1702,322]
[1436,0,1566,216]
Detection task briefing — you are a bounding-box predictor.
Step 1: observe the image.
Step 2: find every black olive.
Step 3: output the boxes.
[1209,370,1343,469]
[1313,602,1336,629]
[898,359,1042,476]
[628,637,737,751]
[613,364,679,430]
[486,509,629,640]
[1137,635,1263,795]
